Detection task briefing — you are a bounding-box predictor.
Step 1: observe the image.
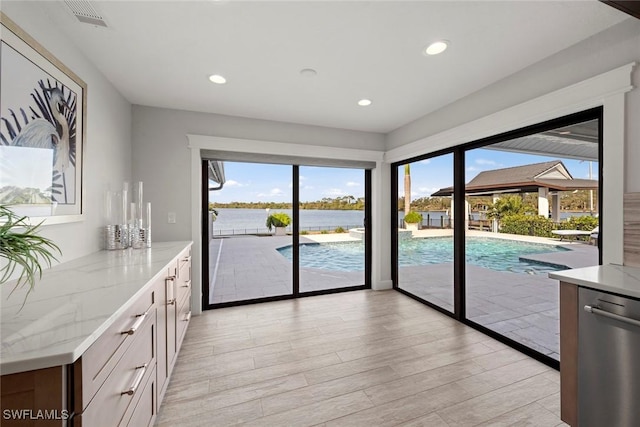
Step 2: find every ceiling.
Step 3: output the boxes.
[41,1,629,134]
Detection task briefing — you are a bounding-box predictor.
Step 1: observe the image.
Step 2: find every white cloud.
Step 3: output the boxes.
[258,188,285,197]
[475,159,498,166]
[346,181,360,187]
[225,179,245,187]
[418,159,431,165]
[467,166,479,172]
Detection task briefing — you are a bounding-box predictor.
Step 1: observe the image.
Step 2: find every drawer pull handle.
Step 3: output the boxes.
[166,276,176,303]
[183,311,192,322]
[121,364,147,396]
[584,305,640,327]
[181,280,191,288]
[121,311,148,335]
[182,256,191,263]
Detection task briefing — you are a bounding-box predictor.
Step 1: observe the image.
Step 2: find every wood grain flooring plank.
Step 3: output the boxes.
[261,366,400,416]
[325,382,473,427]
[398,412,450,427]
[437,374,560,425]
[364,360,485,406]
[160,290,562,427]
[156,398,263,426]
[474,402,562,427]
[243,390,375,427]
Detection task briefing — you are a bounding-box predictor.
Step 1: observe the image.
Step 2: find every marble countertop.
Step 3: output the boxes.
[0,241,192,376]
[549,264,640,299]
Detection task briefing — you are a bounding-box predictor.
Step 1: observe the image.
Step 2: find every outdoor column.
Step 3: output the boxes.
[538,187,550,218]
[492,194,499,232]
[465,198,470,231]
[551,193,561,223]
[449,197,454,229]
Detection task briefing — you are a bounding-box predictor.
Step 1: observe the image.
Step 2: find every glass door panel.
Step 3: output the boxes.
[207,161,293,304]
[397,154,454,312]
[298,166,365,292]
[464,119,600,361]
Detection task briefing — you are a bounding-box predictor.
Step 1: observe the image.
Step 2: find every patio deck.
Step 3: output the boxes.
[208,230,598,361]
[209,234,363,304]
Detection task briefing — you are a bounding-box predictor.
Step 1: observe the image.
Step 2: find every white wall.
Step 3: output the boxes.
[2,4,132,263]
[131,105,385,243]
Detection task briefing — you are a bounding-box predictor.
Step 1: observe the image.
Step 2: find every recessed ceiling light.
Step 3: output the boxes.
[300,68,317,77]
[358,99,372,107]
[424,40,448,56]
[209,74,227,84]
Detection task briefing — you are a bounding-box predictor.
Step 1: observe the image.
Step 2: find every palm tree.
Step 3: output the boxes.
[404,164,411,215]
[486,195,529,223]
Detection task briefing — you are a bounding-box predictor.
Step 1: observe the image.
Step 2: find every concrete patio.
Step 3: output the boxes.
[209,233,364,304]
[208,230,599,361]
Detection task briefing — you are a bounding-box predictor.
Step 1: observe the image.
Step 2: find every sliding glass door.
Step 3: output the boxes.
[203,160,370,308]
[392,109,602,366]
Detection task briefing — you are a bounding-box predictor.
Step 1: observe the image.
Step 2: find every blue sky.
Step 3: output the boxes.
[208,149,598,203]
[209,162,365,203]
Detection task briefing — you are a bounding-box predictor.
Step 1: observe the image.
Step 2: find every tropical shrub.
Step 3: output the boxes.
[266,212,291,231]
[320,230,328,234]
[558,215,598,231]
[300,230,309,235]
[499,214,556,237]
[403,211,423,224]
[335,227,345,233]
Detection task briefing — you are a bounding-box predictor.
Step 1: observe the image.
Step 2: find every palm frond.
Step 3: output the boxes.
[0,205,61,301]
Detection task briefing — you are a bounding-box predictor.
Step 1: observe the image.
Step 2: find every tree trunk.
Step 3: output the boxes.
[404,164,411,215]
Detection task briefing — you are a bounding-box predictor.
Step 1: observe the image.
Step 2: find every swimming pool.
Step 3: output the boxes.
[277,237,570,274]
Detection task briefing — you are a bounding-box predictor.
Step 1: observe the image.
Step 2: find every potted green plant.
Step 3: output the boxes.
[0,205,61,302]
[266,212,291,236]
[404,211,423,231]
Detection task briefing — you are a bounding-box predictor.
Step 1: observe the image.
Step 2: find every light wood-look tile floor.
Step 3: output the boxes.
[157,290,567,427]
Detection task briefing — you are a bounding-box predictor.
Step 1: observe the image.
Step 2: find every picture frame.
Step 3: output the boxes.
[0,12,86,225]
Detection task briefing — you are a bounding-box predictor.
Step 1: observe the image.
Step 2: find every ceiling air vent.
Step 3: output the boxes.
[64,0,108,27]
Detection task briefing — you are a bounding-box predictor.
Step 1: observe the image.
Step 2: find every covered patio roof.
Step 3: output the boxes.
[432,160,598,197]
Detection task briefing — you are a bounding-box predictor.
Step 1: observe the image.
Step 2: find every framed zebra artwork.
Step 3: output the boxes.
[0,12,86,224]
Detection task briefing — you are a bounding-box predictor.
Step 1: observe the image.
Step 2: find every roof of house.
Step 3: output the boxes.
[431,160,598,196]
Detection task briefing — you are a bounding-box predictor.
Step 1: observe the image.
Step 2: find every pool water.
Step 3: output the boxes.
[277,237,569,274]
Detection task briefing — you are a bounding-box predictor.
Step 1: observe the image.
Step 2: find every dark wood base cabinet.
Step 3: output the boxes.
[559,281,578,426]
[0,244,192,427]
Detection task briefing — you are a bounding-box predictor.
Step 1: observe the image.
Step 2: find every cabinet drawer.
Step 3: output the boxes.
[176,292,191,349]
[176,249,191,305]
[125,365,156,427]
[76,288,155,411]
[80,309,156,426]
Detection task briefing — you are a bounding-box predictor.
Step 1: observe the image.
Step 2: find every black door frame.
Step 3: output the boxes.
[202,163,372,310]
[391,107,603,369]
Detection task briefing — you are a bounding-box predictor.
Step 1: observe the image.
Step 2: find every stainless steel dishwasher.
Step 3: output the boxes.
[578,287,640,427]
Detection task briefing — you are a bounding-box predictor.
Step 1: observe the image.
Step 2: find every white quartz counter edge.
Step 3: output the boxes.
[549,264,640,299]
[0,241,192,376]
